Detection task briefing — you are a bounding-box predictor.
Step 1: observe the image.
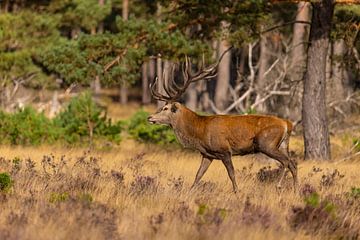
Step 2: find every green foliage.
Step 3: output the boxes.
[0,93,122,146]
[352,139,360,152]
[333,5,360,41]
[78,193,93,204]
[48,0,111,32]
[304,192,335,215]
[197,204,209,215]
[349,187,360,199]
[127,109,177,145]
[0,11,60,87]
[304,192,320,208]
[54,92,122,144]
[0,107,60,145]
[161,0,268,45]
[49,192,69,203]
[39,39,90,85]
[0,172,12,193]
[243,108,257,115]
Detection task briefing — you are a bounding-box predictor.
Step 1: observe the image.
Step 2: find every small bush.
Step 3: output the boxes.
[257,165,284,183]
[130,175,158,195]
[348,187,360,199]
[54,92,123,144]
[0,172,12,192]
[127,109,177,144]
[0,107,60,145]
[49,192,69,203]
[288,192,359,237]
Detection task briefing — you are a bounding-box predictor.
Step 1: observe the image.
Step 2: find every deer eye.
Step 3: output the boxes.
[163,107,168,111]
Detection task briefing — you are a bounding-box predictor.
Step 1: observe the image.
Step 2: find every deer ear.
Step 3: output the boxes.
[171,103,178,113]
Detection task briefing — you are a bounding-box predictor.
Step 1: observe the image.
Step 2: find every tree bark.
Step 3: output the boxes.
[142,62,151,104]
[330,39,351,113]
[186,84,197,111]
[302,0,334,161]
[156,54,164,108]
[255,35,271,113]
[120,0,129,104]
[215,39,231,111]
[98,0,105,34]
[1,0,10,13]
[288,1,311,119]
[332,39,348,99]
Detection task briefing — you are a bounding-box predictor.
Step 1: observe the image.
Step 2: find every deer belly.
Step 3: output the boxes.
[230,139,255,155]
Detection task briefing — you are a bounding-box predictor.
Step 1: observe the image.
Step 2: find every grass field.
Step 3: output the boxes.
[1,103,359,239]
[1,133,360,240]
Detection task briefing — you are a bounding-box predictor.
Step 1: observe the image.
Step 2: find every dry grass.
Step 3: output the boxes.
[1,136,360,240]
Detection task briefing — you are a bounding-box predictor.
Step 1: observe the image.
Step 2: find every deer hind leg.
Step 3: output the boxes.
[257,127,298,192]
[221,153,238,193]
[278,134,298,191]
[191,157,213,189]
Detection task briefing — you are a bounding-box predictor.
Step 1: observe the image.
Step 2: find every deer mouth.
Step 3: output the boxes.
[147,116,157,124]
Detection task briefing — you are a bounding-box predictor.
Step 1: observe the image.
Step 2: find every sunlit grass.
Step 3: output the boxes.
[0,134,359,239]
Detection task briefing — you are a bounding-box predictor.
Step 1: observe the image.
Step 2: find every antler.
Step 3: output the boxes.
[150,46,233,102]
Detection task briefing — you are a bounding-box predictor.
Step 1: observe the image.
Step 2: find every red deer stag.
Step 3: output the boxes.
[148,54,298,193]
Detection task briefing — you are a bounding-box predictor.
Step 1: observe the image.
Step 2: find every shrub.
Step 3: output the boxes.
[127,109,176,144]
[49,192,69,203]
[130,175,158,195]
[53,92,123,144]
[0,107,60,145]
[348,187,360,199]
[0,172,12,192]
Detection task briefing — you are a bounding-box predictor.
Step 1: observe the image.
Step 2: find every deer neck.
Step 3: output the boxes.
[172,106,204,148]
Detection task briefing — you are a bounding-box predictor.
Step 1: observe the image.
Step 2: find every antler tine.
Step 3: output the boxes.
[163,64,181,97]
[150,47,233,102]
[149,76,171,101]
[190,46,233,82]
[167,55,195,100]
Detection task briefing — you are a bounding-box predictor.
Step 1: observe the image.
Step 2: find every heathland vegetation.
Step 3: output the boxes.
[0,0,360,239]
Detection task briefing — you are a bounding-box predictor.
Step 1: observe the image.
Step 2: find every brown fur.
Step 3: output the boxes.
[148,102,297,193]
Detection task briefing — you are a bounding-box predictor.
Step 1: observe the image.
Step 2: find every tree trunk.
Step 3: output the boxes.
[215,39,231,111]
[332,39,348,98]
[288,2,311,119]
[1,0,10,13]
[90,0,105,98]
[71,27,80,39]
[186,84,197,111]
[326,42,332,86]
[330,39,351,112]
[200,40,217,112]
[302,0,334,161]
[98,0,105,33]
[93,75,101,95]
[255,35,271,113]
[148,57,156,103]
[142,61,151,104]
[156,54,164,108]
[120,0,129,104]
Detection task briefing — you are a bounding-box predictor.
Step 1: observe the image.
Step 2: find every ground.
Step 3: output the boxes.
[0,103,359,239]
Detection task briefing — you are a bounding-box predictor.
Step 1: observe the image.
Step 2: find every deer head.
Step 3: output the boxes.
[147,48,232,126]
[148,57,217,125]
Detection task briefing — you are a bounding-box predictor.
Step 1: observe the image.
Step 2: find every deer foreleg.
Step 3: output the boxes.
[191,157,213,189]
